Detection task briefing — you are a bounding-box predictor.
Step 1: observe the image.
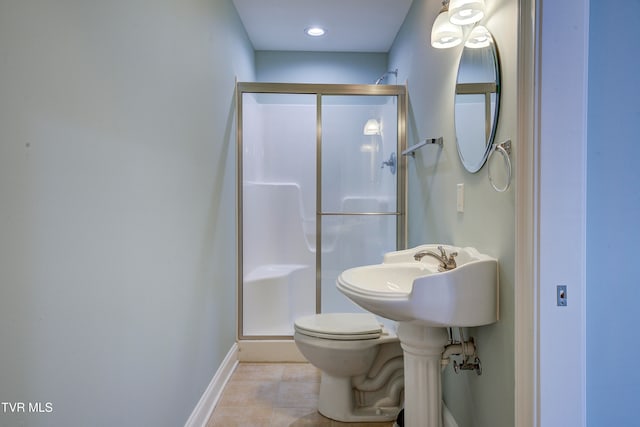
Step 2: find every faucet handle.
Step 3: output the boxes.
[447,252,458,269]
[437,245,447,258]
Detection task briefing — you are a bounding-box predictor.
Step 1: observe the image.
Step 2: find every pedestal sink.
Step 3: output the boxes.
[336,244,498,427]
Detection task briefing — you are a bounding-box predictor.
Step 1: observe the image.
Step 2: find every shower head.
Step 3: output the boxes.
[375,68,398,85]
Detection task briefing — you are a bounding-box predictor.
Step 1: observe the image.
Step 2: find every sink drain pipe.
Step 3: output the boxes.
[440,328,482,375]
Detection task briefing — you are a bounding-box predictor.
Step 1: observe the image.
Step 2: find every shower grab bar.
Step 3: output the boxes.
[402,137,443,157]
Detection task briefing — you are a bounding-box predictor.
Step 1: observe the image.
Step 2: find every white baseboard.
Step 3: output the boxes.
[184,343,239,427]
[184,340,307,426]
[238,340,307,362]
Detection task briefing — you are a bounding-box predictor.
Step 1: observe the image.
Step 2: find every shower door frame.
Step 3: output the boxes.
[236,82,407,340]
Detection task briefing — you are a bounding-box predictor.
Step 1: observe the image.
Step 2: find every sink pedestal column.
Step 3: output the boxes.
[396,323,449,427]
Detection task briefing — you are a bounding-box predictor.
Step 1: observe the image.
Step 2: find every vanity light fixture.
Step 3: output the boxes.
[363,119,381,135]
[431,0,490,49]
[304,26,326,37]
[465,25,492,48]
[448,0,485,26]
[431,1,463,49]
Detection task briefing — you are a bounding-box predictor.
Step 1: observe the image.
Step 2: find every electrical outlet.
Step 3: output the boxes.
[557,285,567,306]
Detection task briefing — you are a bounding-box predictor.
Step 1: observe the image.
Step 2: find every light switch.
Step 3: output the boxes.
[457,183,464,213]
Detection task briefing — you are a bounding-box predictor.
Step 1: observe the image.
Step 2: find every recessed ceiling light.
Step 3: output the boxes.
[304,26,326,37]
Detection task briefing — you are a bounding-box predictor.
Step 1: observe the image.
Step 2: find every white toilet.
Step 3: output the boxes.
[293,312,404,423]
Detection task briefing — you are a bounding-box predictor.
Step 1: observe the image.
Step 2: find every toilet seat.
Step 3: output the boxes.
[294,313,382,340]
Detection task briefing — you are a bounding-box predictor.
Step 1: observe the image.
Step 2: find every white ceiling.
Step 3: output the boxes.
[232,0,414,53]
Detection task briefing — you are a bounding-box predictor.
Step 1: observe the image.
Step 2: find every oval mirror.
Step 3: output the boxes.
[454,27,501,173]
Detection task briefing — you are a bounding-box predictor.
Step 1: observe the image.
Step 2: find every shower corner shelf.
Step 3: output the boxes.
[402,137,443,157]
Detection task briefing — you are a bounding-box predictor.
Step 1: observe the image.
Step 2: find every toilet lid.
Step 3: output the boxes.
[294,313,382,340]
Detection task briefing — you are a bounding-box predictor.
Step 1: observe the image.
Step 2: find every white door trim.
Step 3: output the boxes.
[514,0,538,424]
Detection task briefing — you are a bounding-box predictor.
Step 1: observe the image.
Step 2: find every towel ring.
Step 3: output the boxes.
[488,140,512,193]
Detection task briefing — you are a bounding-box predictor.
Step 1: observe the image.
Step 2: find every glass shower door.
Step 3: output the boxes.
[241,92,317,337]
[319,95,401,314]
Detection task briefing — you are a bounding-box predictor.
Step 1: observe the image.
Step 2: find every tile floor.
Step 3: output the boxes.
[206,362,396,427]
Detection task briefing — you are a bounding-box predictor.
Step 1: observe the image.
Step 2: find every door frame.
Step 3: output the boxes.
[515,0,588,425]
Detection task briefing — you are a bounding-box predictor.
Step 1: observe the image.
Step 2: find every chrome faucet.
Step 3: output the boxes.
[414,245,458,271]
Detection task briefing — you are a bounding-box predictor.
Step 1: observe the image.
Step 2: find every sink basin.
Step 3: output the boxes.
[336,245,498,327]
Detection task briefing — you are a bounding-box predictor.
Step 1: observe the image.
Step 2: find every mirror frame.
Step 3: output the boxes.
[454,32,501,173]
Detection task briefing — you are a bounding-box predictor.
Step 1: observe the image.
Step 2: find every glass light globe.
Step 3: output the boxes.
[465,25,492,48]
[363,119,381,135]
[431,10,463,49]
[449,0,485,26]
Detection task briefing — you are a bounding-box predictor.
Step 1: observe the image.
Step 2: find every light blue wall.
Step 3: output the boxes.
[587,1,640,425]
[256,51,388,84]
[389,0,517,426]
[0,1,254,426]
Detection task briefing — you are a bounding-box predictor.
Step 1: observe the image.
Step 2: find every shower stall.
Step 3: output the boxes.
[237,83,407,339]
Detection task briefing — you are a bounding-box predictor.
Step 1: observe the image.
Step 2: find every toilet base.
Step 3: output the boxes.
[317,373,401,423]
